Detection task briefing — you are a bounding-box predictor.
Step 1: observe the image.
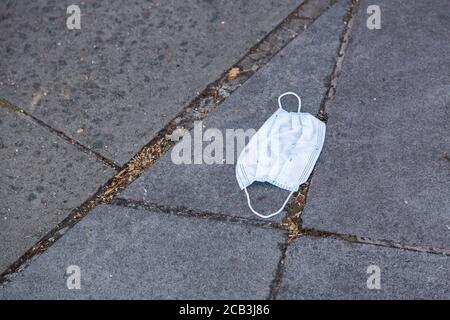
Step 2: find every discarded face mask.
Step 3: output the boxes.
[236,92,326,219]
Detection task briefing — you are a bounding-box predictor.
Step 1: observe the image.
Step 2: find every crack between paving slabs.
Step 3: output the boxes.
[285,0,450,257]
[0,98,122,171]
[112,197,284,231]
[266,225,450,300]
[282,0,360,248]
[0,0,337,285]
[268,0,361,300]
[302,228,450,256]
[270,0,450,299]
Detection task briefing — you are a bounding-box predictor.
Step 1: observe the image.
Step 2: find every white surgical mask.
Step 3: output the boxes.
[236,92,326,219]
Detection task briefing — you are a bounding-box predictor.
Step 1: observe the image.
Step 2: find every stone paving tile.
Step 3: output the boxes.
[0,204,285,299]
[119,0,350,222]
[302,0,450,247]
[278,236,450,299]
[0,107,114,273]
[299,0,337,19]
[0,0,303,165]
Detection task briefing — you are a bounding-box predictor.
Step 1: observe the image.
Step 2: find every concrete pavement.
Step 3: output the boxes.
[1,0,449,299]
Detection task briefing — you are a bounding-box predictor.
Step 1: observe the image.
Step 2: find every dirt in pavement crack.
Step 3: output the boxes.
[282,0,360,243]
[0,0,340,285]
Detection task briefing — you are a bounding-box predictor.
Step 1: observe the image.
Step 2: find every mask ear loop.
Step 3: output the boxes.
[244,187,295,219]
[278,92,302,113]
[242,92,300,219]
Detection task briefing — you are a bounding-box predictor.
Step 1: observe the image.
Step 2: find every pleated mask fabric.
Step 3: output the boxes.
[236,92,326,218]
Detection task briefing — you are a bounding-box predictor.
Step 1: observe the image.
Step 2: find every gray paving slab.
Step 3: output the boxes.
[120,0,350,221]
[0,107,114,273]
[278,236,450,299]
[302,0,450,247]
[0,204,285,299]
[0,0,303,165]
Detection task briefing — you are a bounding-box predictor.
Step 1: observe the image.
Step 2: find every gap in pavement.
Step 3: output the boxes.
[0,0,338,284]
[269,0,360,300]
[0,98,121,170]
[112,197,283,231]
[301,228,450,256]
[284,0,358,241]
[0,0,313,165]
